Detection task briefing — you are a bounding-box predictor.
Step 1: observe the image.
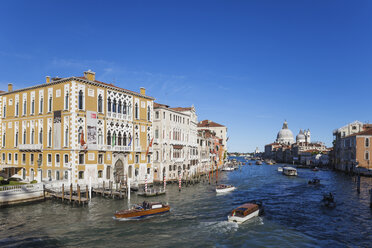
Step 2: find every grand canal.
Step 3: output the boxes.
[1,158,371,247]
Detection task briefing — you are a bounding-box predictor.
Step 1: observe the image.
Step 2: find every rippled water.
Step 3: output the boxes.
[1,158,372,248]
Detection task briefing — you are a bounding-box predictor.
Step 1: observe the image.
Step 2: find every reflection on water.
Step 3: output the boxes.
[1,158,371,247]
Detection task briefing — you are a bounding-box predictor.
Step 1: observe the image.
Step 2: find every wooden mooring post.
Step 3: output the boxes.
[70,184,72,203]
[62,184,64,202]
[86,185,89,200]
[77,184,81,205]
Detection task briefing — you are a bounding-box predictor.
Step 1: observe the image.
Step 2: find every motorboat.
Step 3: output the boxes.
[282,167,297,176]
[312,167,319,172]
[228,201,264,224]
[222,167,235,171]
[255,160,263,165]
[216,184,236,193]
[322,193,336,208]
[308,179,320,185]
[277,167,283,172]
[114,202,170,219]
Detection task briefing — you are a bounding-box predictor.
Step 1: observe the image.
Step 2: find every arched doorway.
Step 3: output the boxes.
[114,159,124,183]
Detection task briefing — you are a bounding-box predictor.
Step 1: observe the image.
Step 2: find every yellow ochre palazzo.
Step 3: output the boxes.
[0,70,154,186]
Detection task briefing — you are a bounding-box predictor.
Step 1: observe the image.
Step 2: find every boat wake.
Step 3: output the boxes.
[198,220,239,233]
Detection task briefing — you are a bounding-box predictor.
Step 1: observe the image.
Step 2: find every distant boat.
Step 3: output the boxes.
[277,167,283,172]
[222,167,235,171]
[308,178,320,185]
[228,201,264,224]
[137,188,166,197]
[282,167,297,176]
[312,167,319,172]
[256,160,263,165]
[216,184,236,193]
[114,202,170,219]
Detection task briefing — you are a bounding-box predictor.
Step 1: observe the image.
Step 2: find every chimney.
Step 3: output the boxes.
[84,70,95,81]
[140,87,146,95]
[8,83,13,92]
[46,76,50,84]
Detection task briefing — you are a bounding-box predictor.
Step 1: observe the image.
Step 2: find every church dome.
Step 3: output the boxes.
[296,129,306,143]
[276,121,295,145]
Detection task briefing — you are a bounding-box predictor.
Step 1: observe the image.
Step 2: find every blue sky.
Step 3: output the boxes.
[0,0,371,152]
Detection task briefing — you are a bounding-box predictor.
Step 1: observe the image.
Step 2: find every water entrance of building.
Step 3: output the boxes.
[114,159,124,183]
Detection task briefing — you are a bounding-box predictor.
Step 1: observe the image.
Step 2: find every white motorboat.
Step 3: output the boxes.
[216,184,236,193]
[282,166,297,176]
[277,167,283,172]
[222,167,235,171]
[228,202,264,224]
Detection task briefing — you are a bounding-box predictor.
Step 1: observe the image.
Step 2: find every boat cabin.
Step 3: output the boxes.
[231,203,259,217]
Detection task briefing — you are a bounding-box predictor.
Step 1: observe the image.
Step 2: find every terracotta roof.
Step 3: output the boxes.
[170,107,192,112]
[154,102,169,108]
[197,120,225,128]
[265,142,281,146]
[348,128,372,137]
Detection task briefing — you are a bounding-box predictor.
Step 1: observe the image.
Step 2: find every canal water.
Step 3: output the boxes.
[1,157,371,248]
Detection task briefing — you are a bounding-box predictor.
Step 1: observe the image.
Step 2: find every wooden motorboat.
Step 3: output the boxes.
[277,167,283,172]
[114,202,170,219]
[282,167,297,176]
[216,184,236,193]
[228,201,264,224]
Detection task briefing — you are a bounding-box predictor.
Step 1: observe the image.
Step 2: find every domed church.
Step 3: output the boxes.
[276,121,295,145]
[296,129,311,143]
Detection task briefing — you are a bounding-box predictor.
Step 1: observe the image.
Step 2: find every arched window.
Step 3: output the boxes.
[98,94,103,113]
[48,127,52,147]
[123,101,127,115]
[78,127,83,143]
[112,132,116,146]
[118,100,122,114]
[366,138,369,147]
[135,103,139,119]
[64,128,69,147]
[31,99,35,114]
[31,129,34,144]
[65,92,69,110]
[147,106,151,121]
[156,151,159,161]
[15,131,18,147]
[169,165,172,171]
[147,134,150,146]
[123,132,127,146]
[98,129,102,145]
[2,133,5,147]
[15,102,19,116]
[118,132,122,146]
[78,90,84,110]
[48,95,52,112]
[107,131,111,145]
[365,151,369,160]
[107,97,111,112]
[135,133,139,147]
[39,97,43,113]
[113,99,117,113]
[23,130,26,144]
[39,128,43,144]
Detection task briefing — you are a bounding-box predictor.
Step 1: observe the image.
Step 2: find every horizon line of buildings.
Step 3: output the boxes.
[0,70,227,186]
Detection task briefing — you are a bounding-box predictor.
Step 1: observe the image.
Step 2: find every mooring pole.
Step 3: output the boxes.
[163,175,166,191]
[62,184,64,202]
[178,173,181,192]
[70,183,72,203]
[127,178,131,201]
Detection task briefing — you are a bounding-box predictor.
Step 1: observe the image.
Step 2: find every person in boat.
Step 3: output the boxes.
[142,201,149,210]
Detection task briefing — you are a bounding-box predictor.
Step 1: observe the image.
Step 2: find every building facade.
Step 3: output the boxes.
[0,70,154,186]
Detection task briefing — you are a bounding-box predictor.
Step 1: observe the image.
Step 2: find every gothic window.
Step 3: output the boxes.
[48,95,52,112]
[135,133,139,147]
[123,132,127,146]
[31,99,35,114]
[123,101,127,115]
[135,103,139,119]
[98,129,103,145]
[15,131,18,147]
[118,100,122,114]
[113,99,117,113]
[31,129,34,144]
[118,132,122,146]
[366,138,369,148]
[23,130,26,144]
[64,128,69,147]
[15,102,19,116]
[39,97,43,113]
[147,106,151,121]
[107,131,111,145]
[107,97,112,112]
[23,100,27,115]
[98,95,103,113]
[78,90,84,110]
[48,127,52,147]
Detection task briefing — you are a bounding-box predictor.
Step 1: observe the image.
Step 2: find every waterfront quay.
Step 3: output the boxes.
[1,158,371,248]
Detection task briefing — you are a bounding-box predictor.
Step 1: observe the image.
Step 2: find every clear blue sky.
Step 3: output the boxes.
[1,0,371,152]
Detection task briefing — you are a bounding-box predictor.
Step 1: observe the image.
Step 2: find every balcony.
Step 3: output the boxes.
[135,146,141,152]
[19,144,43,151]
[173,158,184,163]
[113,146,132,152]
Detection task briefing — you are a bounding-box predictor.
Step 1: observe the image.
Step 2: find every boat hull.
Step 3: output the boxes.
[115,206,170,219]
[216,186,236,193]
[228,209,259,224]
